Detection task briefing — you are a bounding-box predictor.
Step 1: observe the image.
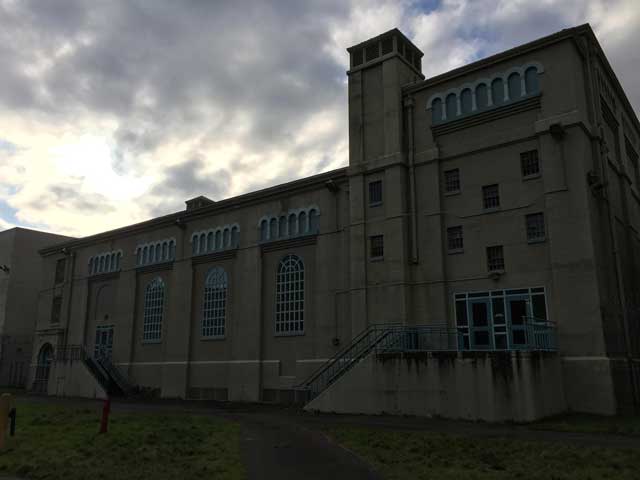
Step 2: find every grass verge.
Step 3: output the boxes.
[530,413,640,436]
[0,400,244,480]
[328,426,640,480]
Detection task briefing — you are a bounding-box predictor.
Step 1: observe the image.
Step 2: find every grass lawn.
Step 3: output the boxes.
[531,413,640,436]
[328,426,640,480]
[0,400,244,480]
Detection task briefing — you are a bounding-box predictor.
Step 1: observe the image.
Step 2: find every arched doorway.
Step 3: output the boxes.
[33,343,53,393]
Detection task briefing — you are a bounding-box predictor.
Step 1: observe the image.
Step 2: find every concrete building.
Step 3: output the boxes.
[0,227,72,388]
[31,24,640,420]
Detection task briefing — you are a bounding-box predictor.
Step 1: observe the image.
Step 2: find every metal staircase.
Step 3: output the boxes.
[55,345,136,397]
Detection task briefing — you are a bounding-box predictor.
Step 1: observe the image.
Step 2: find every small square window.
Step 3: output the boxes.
[370,235,384,260]
[482,184,500,209]
[486,246,504,272]
[54,258,66,285]
[447,226,464,252]
[444,169,460,193]
[526,213,546,242]
[369,180,383,206]
[51,296,62,323]
[521,150,540,177]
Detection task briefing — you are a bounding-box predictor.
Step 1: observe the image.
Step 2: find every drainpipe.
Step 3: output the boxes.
[404,95,419,264]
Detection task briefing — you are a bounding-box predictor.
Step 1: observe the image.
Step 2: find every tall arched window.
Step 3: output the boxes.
[34,343,53,393]
[231,226,239,247]
[207,232,214,252]
[143,277,165,342]
[192,236,199,255]
[279,216,287,237]
[223,228,230,247]
[492,78,505,106]
[445,93,457,119]
[476,83,489,109]
[525,66,539,94]
[298,211,307,235]
[202,267,228,338]
[275,255,304,335]
[169,240,175,260]
[288,214,297,237]
[460,89,472,114]
[508,72,521,100]
[269,218,278,240]
[162,242,168,260]
[260,220,268,242]
[215,230,222,250]
[309,209,319,233]
[431,98,443,123]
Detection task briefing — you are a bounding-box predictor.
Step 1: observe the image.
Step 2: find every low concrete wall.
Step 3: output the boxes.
[306,351,566,422]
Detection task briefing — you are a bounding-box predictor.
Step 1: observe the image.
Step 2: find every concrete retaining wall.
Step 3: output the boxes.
[306,351,566,422]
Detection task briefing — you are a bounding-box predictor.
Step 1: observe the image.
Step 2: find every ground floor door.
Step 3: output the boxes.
[506,295,531,349]
[94,325,114,359]
[469,298,492,350]
[34,343,53,393]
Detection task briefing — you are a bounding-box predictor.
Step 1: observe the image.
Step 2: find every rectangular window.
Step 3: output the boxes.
[520,150,540,177]
[482,184,500,209]
[54,258,66,284]
[526,213,546,242]
[444,169,460,193]
[51,296,62,323]
[486,245,504,272]
[368,180,383,206]
[370,235,384,260]
[447,226,464,252]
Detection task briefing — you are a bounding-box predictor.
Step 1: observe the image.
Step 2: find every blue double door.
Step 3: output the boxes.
[468,295,530,350]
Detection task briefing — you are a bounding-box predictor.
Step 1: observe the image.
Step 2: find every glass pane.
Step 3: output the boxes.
[494,334,508,350]
[471,302,488,327]
[512,330,526,345]
[509,300,527,325]
[474,331,490,346]
[455,300,468,326]
[492,298,506,325]
[532,294,547,321]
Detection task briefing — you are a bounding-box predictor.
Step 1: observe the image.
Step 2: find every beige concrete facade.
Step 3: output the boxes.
[0,228,72,387]
[30,24,640,418]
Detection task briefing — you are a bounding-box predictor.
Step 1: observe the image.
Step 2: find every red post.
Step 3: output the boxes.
[99,398,111,434]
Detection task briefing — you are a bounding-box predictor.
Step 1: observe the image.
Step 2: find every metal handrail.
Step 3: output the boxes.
[297,321,558,402]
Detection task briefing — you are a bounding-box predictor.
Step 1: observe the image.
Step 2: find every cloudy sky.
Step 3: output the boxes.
[1,0,639,237]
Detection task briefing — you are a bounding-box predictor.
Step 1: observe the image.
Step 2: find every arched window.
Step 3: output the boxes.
[298,211,307,234]
[525,66,539,94]
[275,254,304,334]
[269,218,278,240]
[34,343,53,393]
[169,240,175,260]
[279,216,287,237]
[492,78,505,106]
[143,246,149,265]
[199,233,206,253]
[149,245,155,264]
[431,98,443,123]
[192,236,199,255]
[309,209,319,233]
[116,252,122,270]
[162,242,168,260]
[99,256,105,273]
[476,83,489,109]
[155,243,162,262]
[445,93,457,119]
[215,230,222,250]
[460,89,472,114]
[231,226,239,247]
[207,232,214,252]
[143,277,165,342]
[202,267,228,338]
[260,220,268,242]
[223,228,230,247]
[508,72,521,100]
[288,214,297,237]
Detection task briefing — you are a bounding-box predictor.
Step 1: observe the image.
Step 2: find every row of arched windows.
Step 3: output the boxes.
[140,254,306,343]
[135,239,176,267]
[430,64,543,124]
[259,207,320,242]
[191,225,240,256]
[88,251,122,276]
